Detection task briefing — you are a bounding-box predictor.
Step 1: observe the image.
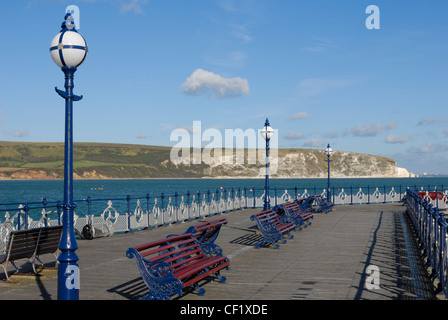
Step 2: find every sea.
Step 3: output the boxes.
[1,177,448,204]
[1,177,447,220]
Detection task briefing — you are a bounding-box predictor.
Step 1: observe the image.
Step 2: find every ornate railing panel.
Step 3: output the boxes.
[1,184,447,250]
[406,189,448,299]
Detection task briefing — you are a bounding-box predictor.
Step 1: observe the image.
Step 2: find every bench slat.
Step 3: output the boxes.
[250,209,296,249]
[1,226,62,281]
[127,233,229,300]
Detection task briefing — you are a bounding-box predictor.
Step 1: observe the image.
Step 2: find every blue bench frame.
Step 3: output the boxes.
[126,233,229,300]
[167,218,228,256]
[250,210,296,249]
[274,201,313,230]
[307,195,333,213]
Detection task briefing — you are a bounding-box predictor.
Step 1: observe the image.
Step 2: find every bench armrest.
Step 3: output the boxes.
[126,248,182,299]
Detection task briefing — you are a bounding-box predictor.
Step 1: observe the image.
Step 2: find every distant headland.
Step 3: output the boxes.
[0,141,414,180]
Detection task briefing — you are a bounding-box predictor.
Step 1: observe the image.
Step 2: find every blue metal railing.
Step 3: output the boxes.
[1,184,447,239]
[405,189,448,299]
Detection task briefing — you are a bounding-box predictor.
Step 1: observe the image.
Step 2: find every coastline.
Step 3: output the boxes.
[0,175,423,181]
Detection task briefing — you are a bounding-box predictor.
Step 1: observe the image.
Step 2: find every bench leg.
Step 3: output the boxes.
[216,271,227,283]
[144,291,171,300]
[1,262,12,281]
[254,238,280,249]
[194,283,206,296]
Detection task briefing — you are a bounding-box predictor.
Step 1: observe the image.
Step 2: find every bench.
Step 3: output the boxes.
[308,195,333,213]
[274,201,314,229]
[180,218,228,256]
[0,225,63,281]
[297,196,315,212]
[126,233,230,300]
[250,210,296,249]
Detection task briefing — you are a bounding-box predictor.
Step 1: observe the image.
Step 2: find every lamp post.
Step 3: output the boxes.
[50,12,88,300]
[260,119,274,211]
[324,144,333,203]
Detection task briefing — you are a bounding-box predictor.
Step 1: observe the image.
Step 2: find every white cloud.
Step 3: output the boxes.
[120,0,148,14]
[289,112,309,121]
[231,24,252,43]
[408,142,448,154]
[8,129,29,138]
[303,139,324,148]
[417,117,448,126]
[385,134,409,144]
[284,131,305,140]
[136,133,147,139]
[323,131,339,139]
[351,122,396,137]
[181,69,250,99]
[417,143,436,153]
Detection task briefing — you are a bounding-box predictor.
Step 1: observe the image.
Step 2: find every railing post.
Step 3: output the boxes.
[174,192,179,221]
[146,193,151,227]
[253,187,256,208]
[274,187,277,206]
[127,195,131,232]
[435,186,439,208]
[207,190,211,215]
[161,193,165,225]
[42,198,48,227]
[244,187,247,209]
[186,191,190,219]
[367,186,370,204]
[350,186,353,205]
[57,200,62,225]
[197,190,201,217]
[224,188,227,214]
[87,196,92,216]
[23,203,29,230]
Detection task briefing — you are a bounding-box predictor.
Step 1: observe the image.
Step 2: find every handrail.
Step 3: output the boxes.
[405,189,448,299]
[1,183,447,251]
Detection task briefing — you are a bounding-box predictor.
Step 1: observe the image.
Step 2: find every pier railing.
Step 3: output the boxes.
[1,185,447,253]
[405,189,448,299]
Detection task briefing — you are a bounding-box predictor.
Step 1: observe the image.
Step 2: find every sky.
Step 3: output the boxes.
[0,0,447,175]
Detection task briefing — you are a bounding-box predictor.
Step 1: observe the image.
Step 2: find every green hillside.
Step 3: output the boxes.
[0,141,201,179]
[0,141,407,180]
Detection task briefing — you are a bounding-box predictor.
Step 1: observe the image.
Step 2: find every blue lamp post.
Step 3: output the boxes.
[50,13,88,300]
[261,119,274,211]
[324,144,333,202]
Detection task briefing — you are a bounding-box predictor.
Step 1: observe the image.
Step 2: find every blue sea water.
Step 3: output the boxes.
[1,177,448,204]
[0,177,447,221]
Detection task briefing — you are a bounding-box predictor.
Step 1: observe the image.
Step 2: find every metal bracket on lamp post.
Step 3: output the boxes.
[55,87,83,101]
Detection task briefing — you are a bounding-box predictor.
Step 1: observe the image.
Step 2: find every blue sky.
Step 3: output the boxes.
[0,0,447,175]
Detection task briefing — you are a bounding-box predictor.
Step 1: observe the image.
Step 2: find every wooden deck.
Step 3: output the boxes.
[0,203,438,301]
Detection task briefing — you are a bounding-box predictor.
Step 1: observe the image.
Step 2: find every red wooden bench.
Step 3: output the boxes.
[126,233,229,300]
[275,201,314,230]
[185,218,227,249]
[307,195,333,213]
[167,218,228,256]
[250,210,296,249]
[186,218,228,239]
